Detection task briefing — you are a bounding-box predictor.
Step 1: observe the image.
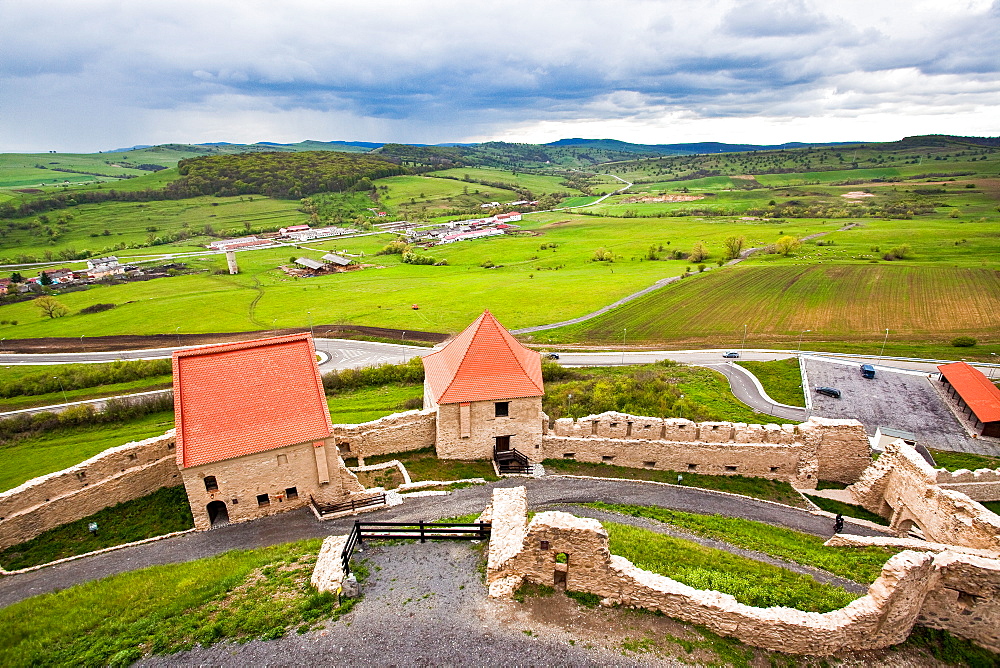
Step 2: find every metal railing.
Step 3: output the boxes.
[340,520,491,576]
[310,493,386,517]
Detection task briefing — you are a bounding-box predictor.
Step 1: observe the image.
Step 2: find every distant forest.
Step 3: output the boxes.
[0,152,410,219]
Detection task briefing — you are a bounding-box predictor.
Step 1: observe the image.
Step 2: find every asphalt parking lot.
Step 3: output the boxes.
[803,356,997,456]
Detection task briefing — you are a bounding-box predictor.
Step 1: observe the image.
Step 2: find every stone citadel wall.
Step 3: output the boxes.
[0,431,181,550]
[539,413,872,486]
[935,466,1000,502]
[483,487,1000,655]
[331,409,437,463]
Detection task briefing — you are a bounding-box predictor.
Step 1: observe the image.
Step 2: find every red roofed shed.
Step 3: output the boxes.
[937,361,1000,438]
[423,309,543,406]
[173,333,333,468]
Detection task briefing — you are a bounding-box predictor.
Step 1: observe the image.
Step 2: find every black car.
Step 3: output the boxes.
[815,386,842,398]
[544,352,560,360]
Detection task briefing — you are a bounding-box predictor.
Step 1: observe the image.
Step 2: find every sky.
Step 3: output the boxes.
[1,0,998,152]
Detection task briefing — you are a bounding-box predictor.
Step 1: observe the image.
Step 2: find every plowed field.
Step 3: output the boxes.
[548,265,1000,344]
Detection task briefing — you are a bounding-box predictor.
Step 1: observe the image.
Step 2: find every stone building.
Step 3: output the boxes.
[172,333,361,529]
[422,310,544,460]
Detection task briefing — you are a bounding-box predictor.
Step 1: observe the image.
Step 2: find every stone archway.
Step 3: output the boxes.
[207,500,229,527]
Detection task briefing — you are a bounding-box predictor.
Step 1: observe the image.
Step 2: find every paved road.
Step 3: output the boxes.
[703,362,808,421]
[0,476,888,610]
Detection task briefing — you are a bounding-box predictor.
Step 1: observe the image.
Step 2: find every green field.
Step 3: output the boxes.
[542,264,1000,351]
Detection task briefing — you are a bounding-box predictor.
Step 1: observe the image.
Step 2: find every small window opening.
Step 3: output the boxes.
[276,454,288,465]
[712,425,719,430]
[232,498,239,505]
[167,443,175,449]
[770,466,780,473]
[539,540,550,550]
[643,461,656,468]
[127,453,138,461]
[204,476,218,492]
[609,422,618,428]
[555,552,569,564]
[562,452,575,459]
[76,471,86,481]
[687,463,697,470]
[495,401,510,417]
[602,455,615,463]
[256,493,270,506]
[339,442,352,453]
[285,487,298,500]
[725,465,738,472]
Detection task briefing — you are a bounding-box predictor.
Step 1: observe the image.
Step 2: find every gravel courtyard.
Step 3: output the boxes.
[803,357,997,456]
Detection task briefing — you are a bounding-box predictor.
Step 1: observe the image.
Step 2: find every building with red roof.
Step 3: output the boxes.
[422,310,544,460]
[173,333,362,528]
[937,362,1000,438]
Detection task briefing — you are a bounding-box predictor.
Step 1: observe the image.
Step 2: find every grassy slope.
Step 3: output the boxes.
[589,502,895,583]
[735,358,805,407]
[928,449,1000,471]
[0,485,194,570]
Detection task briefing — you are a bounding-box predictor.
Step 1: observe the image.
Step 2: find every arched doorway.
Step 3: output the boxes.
[207,500,229,527]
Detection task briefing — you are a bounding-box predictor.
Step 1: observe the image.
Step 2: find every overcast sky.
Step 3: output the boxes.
[1,0,998,152]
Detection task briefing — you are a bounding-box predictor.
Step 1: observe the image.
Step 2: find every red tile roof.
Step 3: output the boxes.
[172,333,332,468]
[938,361,1000,424]
[423,310,543,404]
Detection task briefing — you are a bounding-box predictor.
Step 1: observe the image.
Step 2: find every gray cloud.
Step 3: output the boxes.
[0,0,997,150]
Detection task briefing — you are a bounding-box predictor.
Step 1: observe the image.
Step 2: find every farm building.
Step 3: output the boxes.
[172,334,363,529]
[322,253,352,267]
[937,361,1000,438]
[294,257,325,271]
[422,310,544,460]
[86,256,124,279]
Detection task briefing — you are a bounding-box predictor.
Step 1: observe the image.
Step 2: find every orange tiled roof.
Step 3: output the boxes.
[423,310,543,404]
[173,333,332,468]
[938,361,1000,424]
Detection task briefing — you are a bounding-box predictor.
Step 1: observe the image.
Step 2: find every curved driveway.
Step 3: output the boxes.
[0,476,888,610]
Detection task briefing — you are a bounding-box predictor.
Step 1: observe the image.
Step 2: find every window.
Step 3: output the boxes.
[725,465,738,472]
[339,442,351,453]
[276,454,288,465]
[643,461,656,468]
[285,487,298,500]
[495,402,509,417]
[563,453,575,459]
[257,493,270,506]
[204,476,218,492]
[609,422,618,428]
[602,455,614,463]
[539,540,550,550]
[687,463,697,470]
[770,466,780,473]
[232,498,239,505]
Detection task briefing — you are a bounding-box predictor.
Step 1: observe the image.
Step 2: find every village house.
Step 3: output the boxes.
[86,256,124,279]
[172,334,363,529]
[0,277,10,295]
[423,310,545,460]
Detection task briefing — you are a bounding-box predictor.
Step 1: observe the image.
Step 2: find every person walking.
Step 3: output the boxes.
[834,513,844,534]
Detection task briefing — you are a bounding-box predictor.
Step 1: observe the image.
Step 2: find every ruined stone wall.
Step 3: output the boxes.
[936,467,1000,502]
[848,441,1000,552]
[0,431,181,550]
[541,413,871,486]
[182,437,363,530]
[436,396,543,460]
[484,487,1000,655]
[331,409,437,461]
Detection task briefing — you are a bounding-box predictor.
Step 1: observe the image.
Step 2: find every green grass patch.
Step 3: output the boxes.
[603,521,860,612]
[327,383,424,424]
[0,485,193,570]
[804,495,890,526]
[902,626,1000,668]
[928,448,1000,471]
[544,458,806,507]
[735,358,805,407]
[588,502,896,583]
[346,446,499,483]
[0,538,366,666]
[0,410,175,493]
[513,581,556,603]
[0,377,173,411]
[543,361,796,424]
[982,501,1000,516]
[815,480,849,490]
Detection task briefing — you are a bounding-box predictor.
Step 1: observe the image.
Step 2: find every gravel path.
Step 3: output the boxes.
[139,541,660,667]
[0,476,890,609]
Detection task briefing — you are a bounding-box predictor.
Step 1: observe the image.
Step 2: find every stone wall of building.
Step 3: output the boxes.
[331,409,437,462]
[540,413,871,486]
[0,431,181,550]
[935,467,1000,502]
[848,441,1000,552]
[436,396,544,460]
[182,437,364,530]
[484,487,1000,655]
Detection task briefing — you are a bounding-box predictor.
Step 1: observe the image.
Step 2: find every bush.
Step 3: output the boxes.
[0,359,172,399]
[951,336,977,348]
[79,303,116,315]
[321,358,424,393]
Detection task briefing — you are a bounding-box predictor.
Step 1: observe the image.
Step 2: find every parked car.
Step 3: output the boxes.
[544,352,560,360]
[860,364,876,379]
[722,351,740,358]
[815,386,842,398]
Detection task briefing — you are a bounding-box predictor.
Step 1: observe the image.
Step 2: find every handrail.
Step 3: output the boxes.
[339,519,491,576]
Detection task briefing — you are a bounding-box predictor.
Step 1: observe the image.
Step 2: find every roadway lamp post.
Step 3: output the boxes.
[174,326,181,348]
[797,329,811,355]
[53,376,68,404]
[80,334,85,352]
[741,324,748,356]
[991,353,997,379]
[308,311,315,338]
[621,328,626,365]
[880,328,890,359]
